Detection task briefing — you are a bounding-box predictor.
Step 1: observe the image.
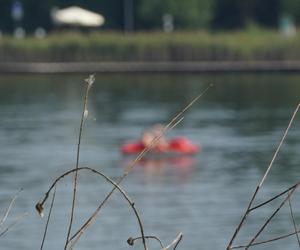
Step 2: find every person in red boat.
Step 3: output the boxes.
[120,124,199,155]
[141,124,169,152]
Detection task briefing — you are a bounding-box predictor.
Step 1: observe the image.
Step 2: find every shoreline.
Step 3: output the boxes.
[1,61,300,74]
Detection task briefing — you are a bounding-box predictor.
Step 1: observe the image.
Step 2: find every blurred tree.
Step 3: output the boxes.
[0,0,14,32]
[66,0,123,30]
[281,0,300,23]
[254,0,280,27]
[0,0,124,33]
[212,0,280,30]
[136,0,213,30]
[23,0,53,31]
[212,0,247,29]
[0,0,297,33]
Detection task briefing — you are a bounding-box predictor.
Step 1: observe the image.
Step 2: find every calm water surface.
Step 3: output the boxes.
[0,73,300,249]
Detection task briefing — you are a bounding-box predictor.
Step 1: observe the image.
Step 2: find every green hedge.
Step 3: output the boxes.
[1,30,300,62]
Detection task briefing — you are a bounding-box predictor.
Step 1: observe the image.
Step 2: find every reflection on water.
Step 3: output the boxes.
[121,156,196,182]
[0,73,300,249]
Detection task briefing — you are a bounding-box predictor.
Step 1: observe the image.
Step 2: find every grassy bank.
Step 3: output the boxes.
[1,30,300,62]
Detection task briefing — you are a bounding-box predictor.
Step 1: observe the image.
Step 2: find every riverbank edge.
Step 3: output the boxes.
[1,61,300,74]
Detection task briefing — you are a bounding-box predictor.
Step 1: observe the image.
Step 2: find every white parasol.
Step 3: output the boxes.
[52,6,105,27]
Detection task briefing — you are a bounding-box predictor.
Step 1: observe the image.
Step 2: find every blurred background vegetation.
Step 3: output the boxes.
[1,0,300,62]
[0,0,300,32]
[2,31,300,62]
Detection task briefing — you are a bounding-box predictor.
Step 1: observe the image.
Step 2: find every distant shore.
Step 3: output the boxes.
[2,31,300,73]
[2,61,300,74]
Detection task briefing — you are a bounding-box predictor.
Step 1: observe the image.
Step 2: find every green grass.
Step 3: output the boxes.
[1,30,300,62]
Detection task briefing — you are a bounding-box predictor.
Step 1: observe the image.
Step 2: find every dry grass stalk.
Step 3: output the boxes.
[127,232,183,250]
[249,184,297,212]
[65,74,95,250]
[67,84,213,247]
[244,186,298,249]
[287,192,300,248]
[230,178,300,248]
[36,75,212,249]
[0,212,28,238]
[164,232,183,250]
[231,229,300,249]
[40,186,56,250]
[0,189,22,227]
[127,236,164,248]
[0,189,27,238]
[36,167,147,250]
[227,102,300,249]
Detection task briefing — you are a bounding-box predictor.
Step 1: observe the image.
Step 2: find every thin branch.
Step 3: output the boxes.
[245,185,299,249]
[36,166,147,250]
[259,102,300,188]
[226,102,300,249]
[173,235,182,250]
[127,236,164,248]
[287,191,300,248]
[250,183,298,212]
[128,233,183,250]
[169,116,185,131]
[65,74,95,250]
[40,186,57,250]
[68,84,213,247]
[231,229,300,249]
[226,186,259,250]
[164,232,183,250]
[0,189,22,227]
[0,212,28,237]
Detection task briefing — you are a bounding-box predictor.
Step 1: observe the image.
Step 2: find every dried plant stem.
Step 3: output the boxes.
[37,167,147,250]
[0,189,22,227]
[128,236,164,248]
[230,180,300,249]
[287,192,300,248]
[40,186,56,250]
[232,229,300,249]
[68,84,213,247]
[128,232,182,250]
[0,212,28,237]
[245,185,298,249]
[227,102,300,249]
[226,186,259,250]
[259,103,300,187]
[250,183,297,212]
[65,75,94,249]
[164,232,183,250]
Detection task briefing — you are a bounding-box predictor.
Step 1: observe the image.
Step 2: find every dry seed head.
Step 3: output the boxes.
[83,109,89,119]
[85,74,95,90]
[35,202,44,218]
[127,237,134,246]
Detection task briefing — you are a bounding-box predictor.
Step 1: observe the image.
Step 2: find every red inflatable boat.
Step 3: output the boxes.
[120,137,200,155]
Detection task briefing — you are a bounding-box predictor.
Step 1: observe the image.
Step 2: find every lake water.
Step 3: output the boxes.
[0,73,300,250]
